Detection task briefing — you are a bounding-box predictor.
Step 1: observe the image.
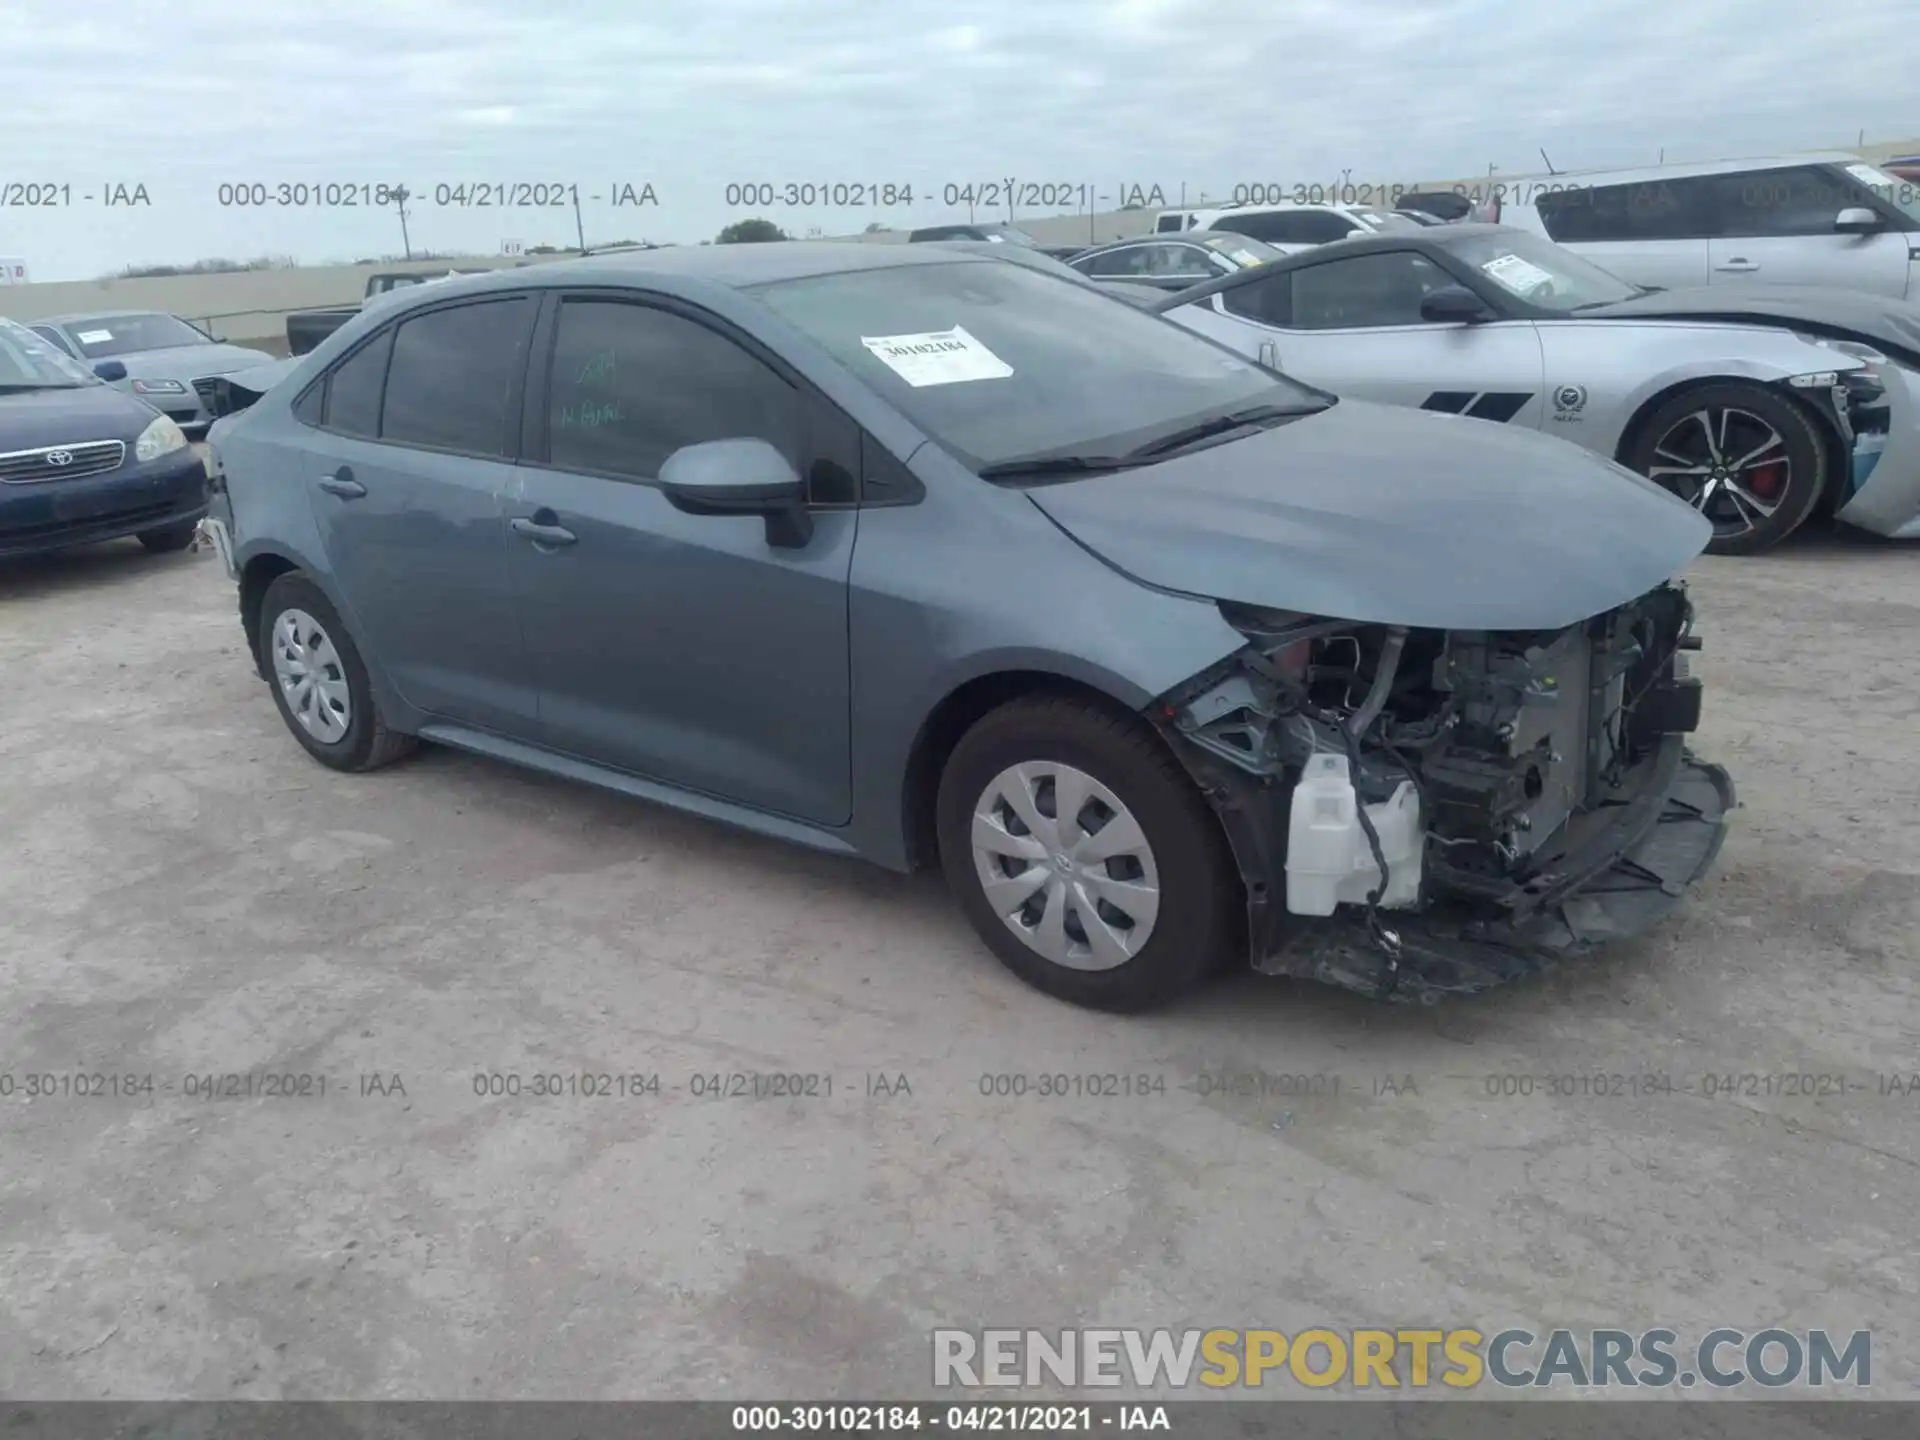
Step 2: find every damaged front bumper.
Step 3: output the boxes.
[1251,742,1733,1002]
[1833,357,1920,540]
[1153,586,1736,1003]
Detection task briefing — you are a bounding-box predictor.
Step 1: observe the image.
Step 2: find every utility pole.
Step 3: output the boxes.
[572,186,587,254]
[391,185,413,259]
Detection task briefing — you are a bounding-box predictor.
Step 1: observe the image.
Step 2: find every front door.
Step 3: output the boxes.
[504,292,859,827]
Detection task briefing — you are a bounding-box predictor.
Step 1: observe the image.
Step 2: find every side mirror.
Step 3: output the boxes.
[659,438,813,549]
[93,360,129,382]
[1419,285,1493,323]
[1834,207,1881,235]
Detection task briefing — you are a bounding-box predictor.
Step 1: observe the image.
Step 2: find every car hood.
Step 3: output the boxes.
[1584,284,1920,366]
[110,343,278,378]
[0,382,159,448]
[1025,399,1710,632]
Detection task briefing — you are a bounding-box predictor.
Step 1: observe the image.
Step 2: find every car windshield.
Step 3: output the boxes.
[1831,162,1920,225]
[0,318,93,388]
[1440,230,1641,311]
[1200,234,1281,267]
[58,313,212,358]
[754,259,1327,474]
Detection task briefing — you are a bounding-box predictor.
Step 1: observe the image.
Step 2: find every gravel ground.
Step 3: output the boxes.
[0,521,1915,1402]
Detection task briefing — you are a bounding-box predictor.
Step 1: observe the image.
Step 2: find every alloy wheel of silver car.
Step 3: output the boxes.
[969,760,1162,971]
[1645,406,1792,541]
[270,608,353,745]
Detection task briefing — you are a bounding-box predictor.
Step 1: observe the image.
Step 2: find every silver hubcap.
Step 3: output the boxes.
[1646,406,1789,539]
[970,761,1161,971]
[271,608,352,744]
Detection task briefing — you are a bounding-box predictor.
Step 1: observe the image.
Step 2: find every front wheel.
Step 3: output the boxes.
[935,694,1239,1012]
[1624,383,1829,556]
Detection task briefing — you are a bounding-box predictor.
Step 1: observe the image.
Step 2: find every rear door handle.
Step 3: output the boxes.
[510,516,577,547]
[317,472,366,499]
[1715,259,1759,272]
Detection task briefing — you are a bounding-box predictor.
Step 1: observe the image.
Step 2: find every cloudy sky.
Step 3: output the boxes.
[2,0,1913,281]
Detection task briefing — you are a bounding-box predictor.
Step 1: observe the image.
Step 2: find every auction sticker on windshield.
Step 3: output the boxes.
[75,329,115,344]
[1481,253,1557,293]
[861,326,1014,387]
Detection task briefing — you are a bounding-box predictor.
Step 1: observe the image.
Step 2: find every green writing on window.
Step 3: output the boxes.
[576,349,617,385]
[557,400,624,429]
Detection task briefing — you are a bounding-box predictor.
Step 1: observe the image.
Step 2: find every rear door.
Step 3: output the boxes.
[1704,164,1915,296]
[1169,250,1547,426]
[1533,178,1714,289]
[301,295,539,733]
[503,291,859,826]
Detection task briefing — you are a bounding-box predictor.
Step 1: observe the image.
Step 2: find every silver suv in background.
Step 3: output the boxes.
[1495,154,1920,297]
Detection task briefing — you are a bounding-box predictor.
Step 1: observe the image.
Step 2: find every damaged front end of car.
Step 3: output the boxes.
[1152,582,1735,1002]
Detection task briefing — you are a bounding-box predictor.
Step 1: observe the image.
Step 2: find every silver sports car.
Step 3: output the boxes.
[1155,224,1918,555]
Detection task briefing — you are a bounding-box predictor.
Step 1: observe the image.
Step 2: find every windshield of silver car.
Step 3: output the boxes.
[753,259,1327,471]
[1444,230,1642,311]
[58,313,214,358]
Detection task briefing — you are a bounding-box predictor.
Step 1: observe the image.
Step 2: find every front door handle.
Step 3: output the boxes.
[317,472,366,499]
[1715,259,1759,272]
[510,516,577,547]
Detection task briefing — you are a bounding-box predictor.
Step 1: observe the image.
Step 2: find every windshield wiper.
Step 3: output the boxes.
[1121,403,1318,462]
[0,382,83,392]
[975,453,1139,482]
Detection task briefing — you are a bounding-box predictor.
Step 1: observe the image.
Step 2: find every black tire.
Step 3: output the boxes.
[935,694,1240,1012]
[1623,382,1829,556]
[137,519,199,553]
[256,572,416,773]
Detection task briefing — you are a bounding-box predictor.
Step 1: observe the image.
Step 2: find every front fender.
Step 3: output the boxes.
[1539,323,1862,456]
[842,467,1250,869]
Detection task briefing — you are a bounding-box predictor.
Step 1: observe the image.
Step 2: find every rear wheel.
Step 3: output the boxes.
[257,573,416,773]
[936,694,1238,1012]
[1624,382,1828,556]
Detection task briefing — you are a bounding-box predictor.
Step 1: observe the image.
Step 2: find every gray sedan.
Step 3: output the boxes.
[201,244,1732,1008]
[28,311,276,436]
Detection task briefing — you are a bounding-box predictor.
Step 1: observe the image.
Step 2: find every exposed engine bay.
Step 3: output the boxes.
[1155,581,1733,1002]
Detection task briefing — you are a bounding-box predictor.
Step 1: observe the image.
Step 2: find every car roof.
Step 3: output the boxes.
[1494,151,1864,189]
[432,240,988,295]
